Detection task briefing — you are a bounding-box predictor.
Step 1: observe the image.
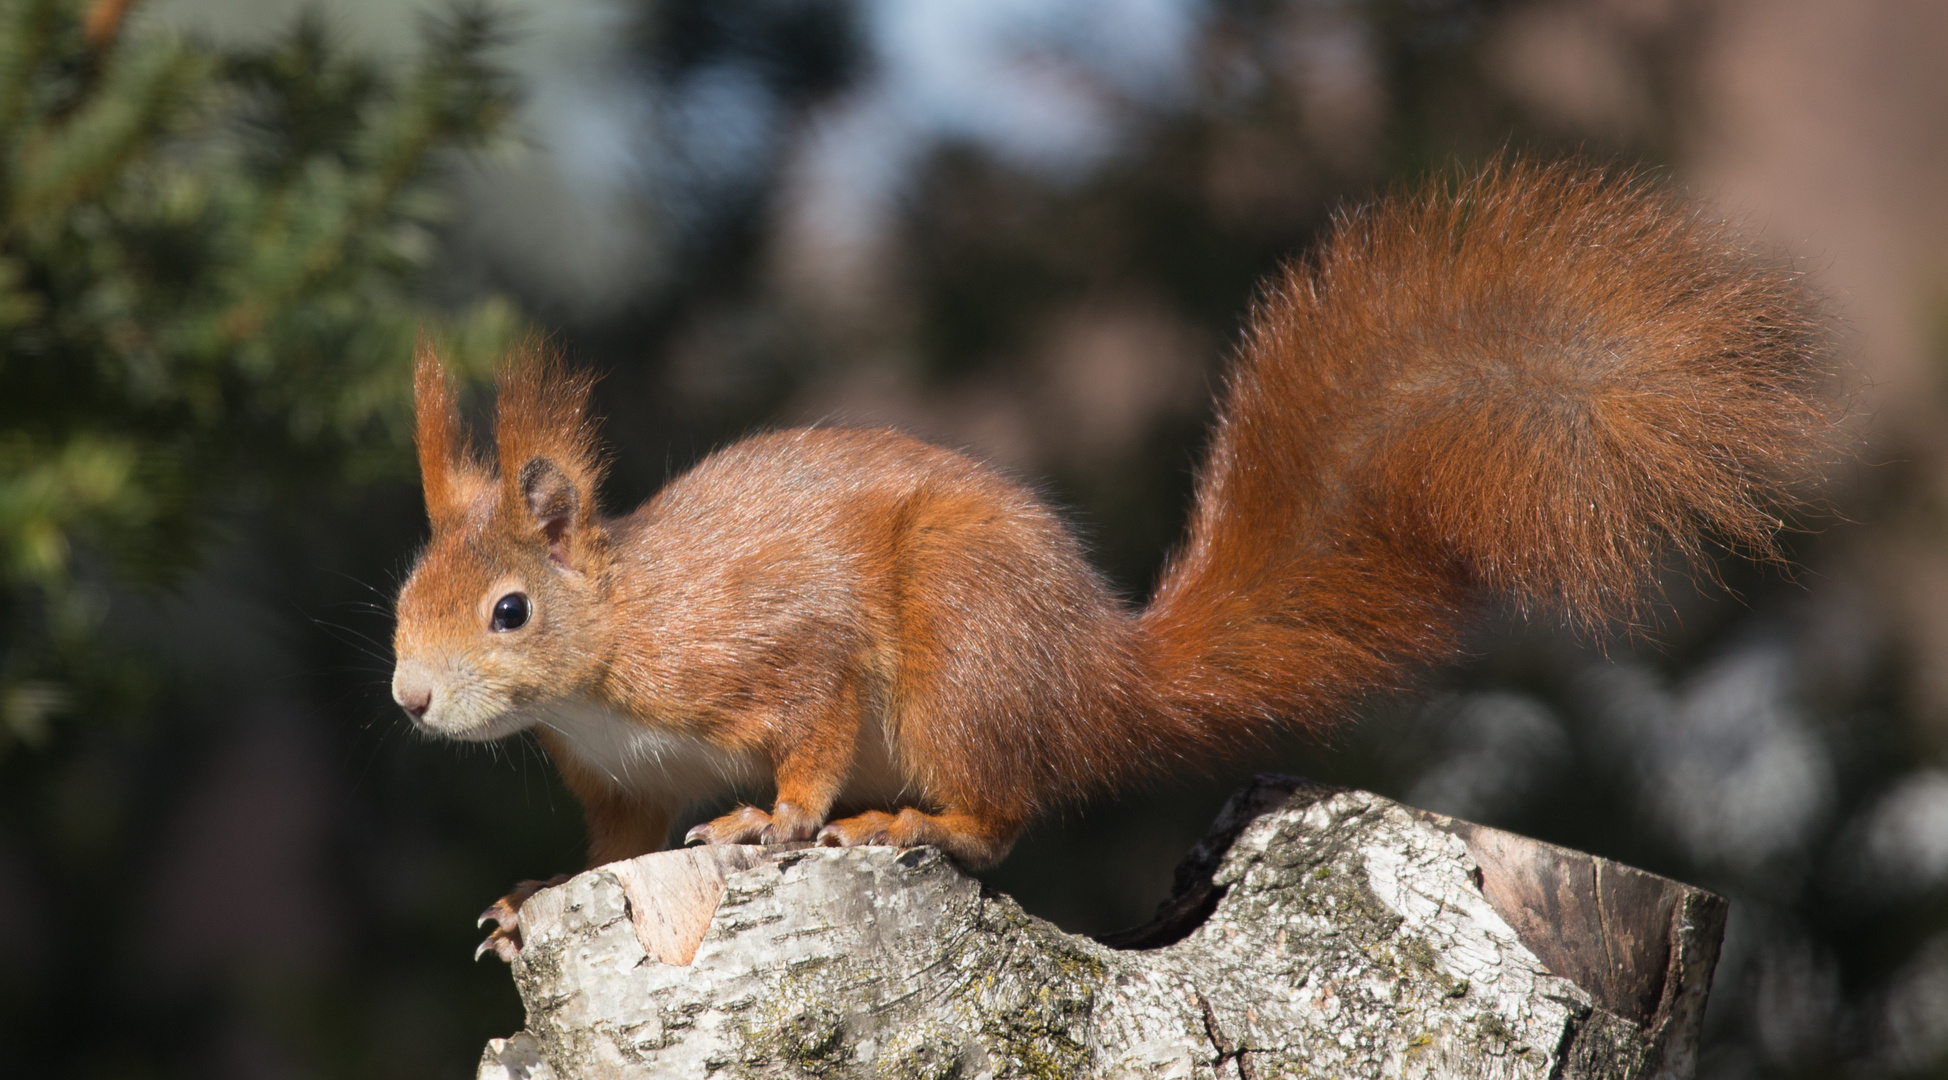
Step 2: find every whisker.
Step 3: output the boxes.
[312,564,398,604]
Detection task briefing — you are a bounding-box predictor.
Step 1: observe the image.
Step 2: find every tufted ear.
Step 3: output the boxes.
[413,339,490,531]
[519,457,580,563]
[494,339,607,566]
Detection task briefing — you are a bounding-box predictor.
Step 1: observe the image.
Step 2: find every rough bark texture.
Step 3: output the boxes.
[476,777,1726,1079]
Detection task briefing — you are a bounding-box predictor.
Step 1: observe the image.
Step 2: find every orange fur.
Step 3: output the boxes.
[412,339,489,531]
[1140,160,1829,751]
[392,163,1832,934]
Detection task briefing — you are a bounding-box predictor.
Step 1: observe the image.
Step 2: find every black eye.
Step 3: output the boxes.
[490,592,530,632]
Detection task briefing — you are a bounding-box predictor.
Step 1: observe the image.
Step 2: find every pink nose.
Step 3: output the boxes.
[397,685,431,719]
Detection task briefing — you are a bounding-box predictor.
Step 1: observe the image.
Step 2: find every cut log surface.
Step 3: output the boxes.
[476,777,1726,1079]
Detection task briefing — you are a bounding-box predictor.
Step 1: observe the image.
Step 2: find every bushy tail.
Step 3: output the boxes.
[1137,160,1831,736]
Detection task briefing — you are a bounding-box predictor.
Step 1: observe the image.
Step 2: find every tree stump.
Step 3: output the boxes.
[476,776,1726,1079]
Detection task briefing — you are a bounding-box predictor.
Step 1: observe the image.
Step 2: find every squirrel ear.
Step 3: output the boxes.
[493,339,607,563]
[519,457,579,564]
[413,339,489,529]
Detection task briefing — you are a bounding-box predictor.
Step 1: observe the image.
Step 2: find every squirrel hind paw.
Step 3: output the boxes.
[816,812,897,848]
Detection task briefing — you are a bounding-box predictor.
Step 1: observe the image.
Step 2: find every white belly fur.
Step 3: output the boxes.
[524,699,767,808]
[525,697,917,813]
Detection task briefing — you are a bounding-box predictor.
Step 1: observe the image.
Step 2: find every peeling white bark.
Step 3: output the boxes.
[478,777,1724,1079]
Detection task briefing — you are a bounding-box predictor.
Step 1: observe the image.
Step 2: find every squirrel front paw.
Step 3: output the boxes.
[683,801,823,846]
[474,874,571,962]
[814,808,1016,869]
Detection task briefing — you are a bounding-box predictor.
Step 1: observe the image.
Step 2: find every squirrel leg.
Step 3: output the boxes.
[475,735,677,962]
[685,756,846,846]
[475,792,676,962]
[687,682,862,847]
[816,806,1024,871]
[682,790,829,846]
[475,875,571,962]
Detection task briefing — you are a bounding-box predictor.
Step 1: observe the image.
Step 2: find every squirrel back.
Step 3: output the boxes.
[395,161,1831,892]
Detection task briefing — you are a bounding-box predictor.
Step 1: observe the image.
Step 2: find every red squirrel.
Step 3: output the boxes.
[390,162,1829,961]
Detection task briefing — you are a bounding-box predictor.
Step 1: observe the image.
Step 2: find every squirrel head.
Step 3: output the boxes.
[391,340,615,740]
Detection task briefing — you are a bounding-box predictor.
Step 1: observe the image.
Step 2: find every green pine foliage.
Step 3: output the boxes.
[0,0,519,750]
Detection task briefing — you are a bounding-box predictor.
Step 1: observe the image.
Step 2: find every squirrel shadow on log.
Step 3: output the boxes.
[478,776,1726,1080]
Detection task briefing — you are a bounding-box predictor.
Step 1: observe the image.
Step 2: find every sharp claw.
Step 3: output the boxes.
[478,900,517,931]
[683,825,710,846]
[477,927,523,963]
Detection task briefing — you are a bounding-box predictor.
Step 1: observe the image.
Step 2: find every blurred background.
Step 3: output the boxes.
[2,0,1945,1075]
